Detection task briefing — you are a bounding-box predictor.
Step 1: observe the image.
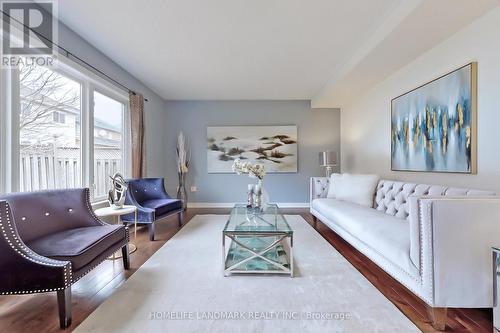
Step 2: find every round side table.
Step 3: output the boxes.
[94,205,138,258]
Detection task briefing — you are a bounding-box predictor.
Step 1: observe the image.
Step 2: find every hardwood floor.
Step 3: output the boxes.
[309,214,493,333]
[0,208,492,332]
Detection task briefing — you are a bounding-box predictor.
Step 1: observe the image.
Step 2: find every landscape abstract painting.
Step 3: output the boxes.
[391,63,477,173]
[207,126,298,173]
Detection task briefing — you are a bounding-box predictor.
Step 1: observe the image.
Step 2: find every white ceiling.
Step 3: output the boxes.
[57,0,500,105]
[312,0,500,108]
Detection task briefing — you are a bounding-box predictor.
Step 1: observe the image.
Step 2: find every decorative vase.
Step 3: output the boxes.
[254,183,262,209]
[176,172,188,210]
[254,179,268,211]
[261,187,269,211]
[247,184,254,208]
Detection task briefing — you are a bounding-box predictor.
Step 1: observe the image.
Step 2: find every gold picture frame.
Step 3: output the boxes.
[391,62,477,174]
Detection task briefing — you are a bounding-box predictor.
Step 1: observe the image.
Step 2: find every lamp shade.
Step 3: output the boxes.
[319,151,338,166]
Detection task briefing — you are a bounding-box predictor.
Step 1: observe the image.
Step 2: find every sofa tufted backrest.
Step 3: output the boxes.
[374,180,496,220]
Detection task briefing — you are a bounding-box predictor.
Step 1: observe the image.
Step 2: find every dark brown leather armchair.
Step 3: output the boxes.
[0,188,130,329]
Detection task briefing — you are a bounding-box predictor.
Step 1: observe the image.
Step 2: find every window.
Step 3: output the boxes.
[1,57,130,200]
[53,112,66,124]
[19,63,81,191]
[93,91,126,198]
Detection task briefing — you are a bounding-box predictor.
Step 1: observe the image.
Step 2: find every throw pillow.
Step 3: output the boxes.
[327,173,380,207]
[326,173,342,198]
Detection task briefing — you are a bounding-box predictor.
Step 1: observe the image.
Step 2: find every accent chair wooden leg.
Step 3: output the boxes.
[178,211,183,227]
[122,244,130,270]
[57,286,72,329]
[426,306,447,331]
[312,215,318,229]
[148,223,155,241]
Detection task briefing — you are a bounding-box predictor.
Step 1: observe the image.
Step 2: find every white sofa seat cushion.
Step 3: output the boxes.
[312,198,419,278]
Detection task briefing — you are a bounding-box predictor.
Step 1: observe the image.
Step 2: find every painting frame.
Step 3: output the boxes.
[206,125,298,174]
[390,62,477,174]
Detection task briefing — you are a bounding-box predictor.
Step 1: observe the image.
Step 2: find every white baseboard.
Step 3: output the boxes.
[274,202,310,208]
[187,202,310,208]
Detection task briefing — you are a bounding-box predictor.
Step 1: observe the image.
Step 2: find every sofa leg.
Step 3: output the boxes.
[178,211,183,227]
[312,215,317,229]
[57,286,72,329]
[426,306,447,331]
[148,223,155,241]
[122,244,130,270]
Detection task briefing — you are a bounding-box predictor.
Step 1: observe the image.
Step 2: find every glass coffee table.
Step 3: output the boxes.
[222,204,293,277]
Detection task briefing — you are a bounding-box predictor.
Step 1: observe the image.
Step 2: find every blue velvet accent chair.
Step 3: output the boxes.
[123,178,183,241]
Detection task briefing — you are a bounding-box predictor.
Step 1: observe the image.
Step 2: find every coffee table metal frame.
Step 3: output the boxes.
[222,204,293,277]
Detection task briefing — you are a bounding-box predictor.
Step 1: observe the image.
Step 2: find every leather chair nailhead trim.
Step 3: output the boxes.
[0,188,129,296]
[0,202,72,295]
[85,189,107,227]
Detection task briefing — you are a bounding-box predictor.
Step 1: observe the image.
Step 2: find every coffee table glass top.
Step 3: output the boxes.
[223,203,292,234]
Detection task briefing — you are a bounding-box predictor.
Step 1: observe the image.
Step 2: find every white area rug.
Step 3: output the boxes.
[75,215,419,333]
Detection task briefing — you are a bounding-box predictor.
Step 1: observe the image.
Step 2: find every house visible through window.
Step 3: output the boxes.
[19,63,82,191]
[1,57,130,199]
[93,91,126,198]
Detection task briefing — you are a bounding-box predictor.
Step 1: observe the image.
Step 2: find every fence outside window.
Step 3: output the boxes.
[20,146,121,197]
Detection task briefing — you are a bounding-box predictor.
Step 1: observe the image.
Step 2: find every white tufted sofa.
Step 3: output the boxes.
[310,177,500,314]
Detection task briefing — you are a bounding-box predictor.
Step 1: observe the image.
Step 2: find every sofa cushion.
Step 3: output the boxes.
[327,173,380,207]
[142,198,182,217]
[312,198,418,277]
[27,225,126,271]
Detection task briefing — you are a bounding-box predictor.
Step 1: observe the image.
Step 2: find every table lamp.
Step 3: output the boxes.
[319,151,338,177]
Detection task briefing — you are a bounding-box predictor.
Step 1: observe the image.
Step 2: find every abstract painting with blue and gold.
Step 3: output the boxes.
[391,63,476,173]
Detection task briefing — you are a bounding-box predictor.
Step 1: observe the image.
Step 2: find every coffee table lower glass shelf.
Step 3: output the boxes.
[222,204,293,277]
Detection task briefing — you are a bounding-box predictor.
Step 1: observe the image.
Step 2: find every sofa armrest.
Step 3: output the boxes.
[414,196,500,307]
[310,177,330,202]
[408,195,421,269]
[0,201,72,294]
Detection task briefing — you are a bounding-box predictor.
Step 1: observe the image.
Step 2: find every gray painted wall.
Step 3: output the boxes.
[55,21,169,177]
[341,7,500,192]
[164,100,340,204]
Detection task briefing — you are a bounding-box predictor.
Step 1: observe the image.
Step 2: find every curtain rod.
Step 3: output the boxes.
[0,10,149,102]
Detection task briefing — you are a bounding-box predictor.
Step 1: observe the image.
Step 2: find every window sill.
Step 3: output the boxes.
[91,199,109,209]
